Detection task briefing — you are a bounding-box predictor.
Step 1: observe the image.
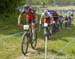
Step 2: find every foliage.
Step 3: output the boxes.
[0,0,21,13]
[0,0,75,13]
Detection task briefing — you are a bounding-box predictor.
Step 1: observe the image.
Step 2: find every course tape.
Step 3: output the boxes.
[53,37,75,59]
[0,32,23,40]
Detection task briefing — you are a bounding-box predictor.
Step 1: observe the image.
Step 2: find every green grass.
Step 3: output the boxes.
[0,11,75,59]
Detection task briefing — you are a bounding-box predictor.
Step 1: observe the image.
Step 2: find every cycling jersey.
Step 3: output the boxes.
[22,8,36,24]
[59,15,64,23]
[68,14,74,21]
[44,17,52,23]
[52,12,59,22]
[41,11,53,23]
[65,16,68,21]
[27,13,35,21]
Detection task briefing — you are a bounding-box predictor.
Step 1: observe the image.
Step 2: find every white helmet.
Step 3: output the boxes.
[44,9,51,18]
[44,10,48,13]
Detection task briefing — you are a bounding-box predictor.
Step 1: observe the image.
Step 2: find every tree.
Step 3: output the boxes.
[0,0,20,13]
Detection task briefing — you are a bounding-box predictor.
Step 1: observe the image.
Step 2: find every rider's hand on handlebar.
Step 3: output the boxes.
[17,24,21,28]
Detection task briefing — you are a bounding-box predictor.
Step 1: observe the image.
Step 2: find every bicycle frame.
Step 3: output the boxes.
[21,24,37,55]
[44,23,50,36]
[44,23,49,59]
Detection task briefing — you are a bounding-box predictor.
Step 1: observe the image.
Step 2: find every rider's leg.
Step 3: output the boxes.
[59,22,62,29]
[69,20,71,27]
[32,23,36,33]
[32,19,36,34]
[27,20,31,34]
[47,19,52,35]
[44,19,47,36]
[31,21,37,40]
[49,23,52,35]
[56,21,60,31]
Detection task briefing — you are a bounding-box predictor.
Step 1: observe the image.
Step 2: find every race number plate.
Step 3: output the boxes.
[44,23,48,27]
[53,21,55,23]
[23,25,29,30]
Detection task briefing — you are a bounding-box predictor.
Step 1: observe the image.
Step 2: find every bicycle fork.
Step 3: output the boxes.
[44,27,48,59]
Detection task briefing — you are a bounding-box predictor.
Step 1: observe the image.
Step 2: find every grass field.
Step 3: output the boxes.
[0,7,75,59]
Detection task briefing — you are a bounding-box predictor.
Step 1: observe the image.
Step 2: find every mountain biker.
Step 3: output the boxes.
[64,15,69,28]
[59,15,64,29]
[39,9,54,35]
[18,5,37,34]
[68,13,74,27]
[52,11,59,30]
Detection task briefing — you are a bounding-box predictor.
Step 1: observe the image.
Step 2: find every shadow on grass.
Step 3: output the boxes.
[35,47,45,54]
[34,48,65,56]
[50,49,65,56]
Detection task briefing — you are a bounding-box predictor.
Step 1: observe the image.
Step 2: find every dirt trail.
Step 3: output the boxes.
[17,39,44,59]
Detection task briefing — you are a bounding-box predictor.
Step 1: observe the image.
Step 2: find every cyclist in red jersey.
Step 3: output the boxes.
[52,11,59,30]
[40,10,54,35]
[52,11,59,23]
[18,5,37,34]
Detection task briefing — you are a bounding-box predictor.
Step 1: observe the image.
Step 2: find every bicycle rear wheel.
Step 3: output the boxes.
[31,32,37,49]
[21,32,29,55]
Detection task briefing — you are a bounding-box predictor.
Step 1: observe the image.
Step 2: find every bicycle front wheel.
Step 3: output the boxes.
[21,32,29,55]
[44,27,49,40]
[31,32,37,49]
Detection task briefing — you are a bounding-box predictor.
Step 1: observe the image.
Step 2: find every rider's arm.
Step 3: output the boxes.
[18,13,22,25]
[18,11,25,26]
[39,13,44,24]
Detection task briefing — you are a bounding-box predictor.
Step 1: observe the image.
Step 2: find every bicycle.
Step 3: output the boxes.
[44,23,52,59]
[44,23,51,40]
[51,21,56,34]
[44,21,56,39]
[21,24,37,55]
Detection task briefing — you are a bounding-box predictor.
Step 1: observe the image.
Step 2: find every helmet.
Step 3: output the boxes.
[44,10,48,13]
[23,4,30,9]
[44,9,51,18]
